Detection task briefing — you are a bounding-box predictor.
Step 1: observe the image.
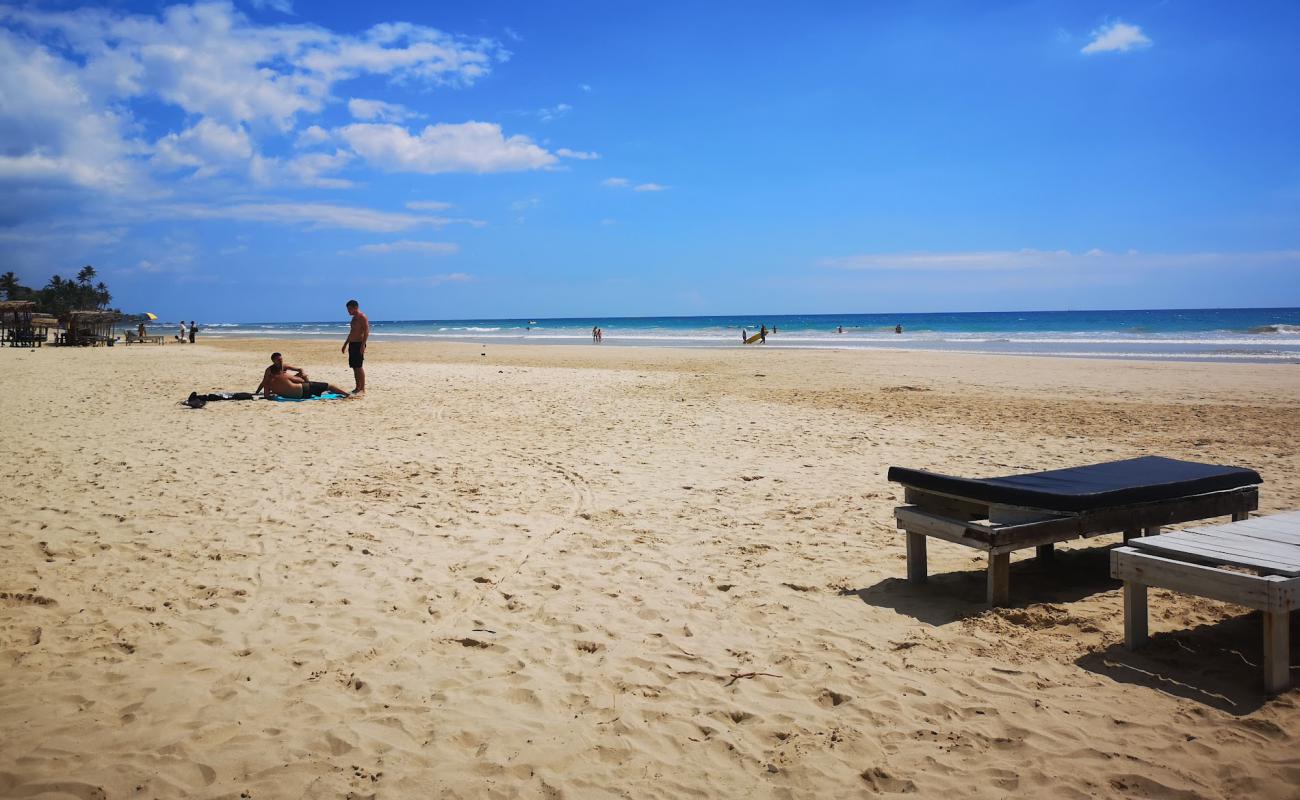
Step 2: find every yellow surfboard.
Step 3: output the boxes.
[744,332,764,344]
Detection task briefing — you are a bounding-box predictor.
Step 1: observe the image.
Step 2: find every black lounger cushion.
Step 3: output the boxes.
[887,456,1261,514]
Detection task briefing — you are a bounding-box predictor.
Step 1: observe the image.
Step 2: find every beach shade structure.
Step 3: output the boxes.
[1113,509,1300,692]
[887,456,1262,605]
[1,300,51,347]
[60,310,122,347]
[143,312,158,320]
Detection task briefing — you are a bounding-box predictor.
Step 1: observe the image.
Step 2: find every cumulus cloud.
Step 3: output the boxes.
[353,240,460,255]
[348,98,419,122]
[1081,22,1152,54]
[406,200,454,211]
[557,148,599,160]
[823,249,1300,271]
[337,121,557,174]
[601,177,629,187]
[294,125,331,148]
[0,2,508,197]
[633,182,668,192]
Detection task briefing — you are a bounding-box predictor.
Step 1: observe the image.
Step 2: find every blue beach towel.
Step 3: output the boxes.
[273,392,347,402]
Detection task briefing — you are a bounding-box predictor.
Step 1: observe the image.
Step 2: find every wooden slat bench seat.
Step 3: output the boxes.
[889,457,1261,605]
[1112,510,1300,693]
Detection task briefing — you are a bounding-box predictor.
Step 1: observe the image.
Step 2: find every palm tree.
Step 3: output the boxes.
[76,265,96,285]
[0,271,18,300]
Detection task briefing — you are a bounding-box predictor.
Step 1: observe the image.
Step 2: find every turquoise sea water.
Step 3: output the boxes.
[198,308,1300,363]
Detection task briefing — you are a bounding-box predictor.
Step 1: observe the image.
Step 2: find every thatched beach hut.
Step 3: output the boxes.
[62,310,121,346]
[0,300,53,347]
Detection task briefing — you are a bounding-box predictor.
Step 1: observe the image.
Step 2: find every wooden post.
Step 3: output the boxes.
[1123,581,1148,649]
[1036,544,1054,561]
[905,531,927,584]
[1123,527,1141,543]
[1263,611,1291,693]
[987,553,1010,606]
[1143,526,1162,537]
[1232,511,1250,522]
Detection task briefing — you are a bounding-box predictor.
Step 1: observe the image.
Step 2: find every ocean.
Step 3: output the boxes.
[198,308,1300,363]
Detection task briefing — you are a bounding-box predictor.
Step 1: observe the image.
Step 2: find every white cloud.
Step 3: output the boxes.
[248,0,294,13]
[601,177,629,187]
[557,148,599,160]
[294,125,331,148]
[579,84,592,93]
[1081,22,1152,54]
[337,121,557,174]
[822,249,1300,272]
[353,240,460,255]
[406,200,454,211]
[380,272,473,287]
[537,103,571,122]
[166,201,452,232]
[0,3,507,196]
[633,182,668,192]
[152,119,254,177]
[348,97,419,122]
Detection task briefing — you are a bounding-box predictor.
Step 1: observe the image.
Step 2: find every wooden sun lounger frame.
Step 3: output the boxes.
[894,484,1258,606]
[1112,514,1300,693]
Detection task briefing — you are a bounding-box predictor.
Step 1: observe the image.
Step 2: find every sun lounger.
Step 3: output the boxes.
[888,456,1261,605]
[1112,510,1300,692]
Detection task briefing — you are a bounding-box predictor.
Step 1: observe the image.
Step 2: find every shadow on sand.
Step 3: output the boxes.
[839,544,1121,625]
[1076,614,1298,716]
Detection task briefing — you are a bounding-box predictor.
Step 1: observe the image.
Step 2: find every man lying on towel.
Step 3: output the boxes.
[259,363,350,399]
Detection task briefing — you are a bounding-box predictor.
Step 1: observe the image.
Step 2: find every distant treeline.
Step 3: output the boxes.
[0,266,115,317]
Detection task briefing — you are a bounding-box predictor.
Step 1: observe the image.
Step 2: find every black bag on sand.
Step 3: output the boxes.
[183,392,207,409]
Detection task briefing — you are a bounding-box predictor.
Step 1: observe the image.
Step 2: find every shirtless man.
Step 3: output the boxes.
[341,299,369,394]
[261,364,350,399]
[254,352,309,397]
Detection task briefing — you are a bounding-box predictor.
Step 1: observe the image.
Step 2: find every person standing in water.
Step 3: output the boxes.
[342,299,369,394]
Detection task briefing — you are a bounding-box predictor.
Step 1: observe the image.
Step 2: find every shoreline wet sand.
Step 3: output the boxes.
[2,339,1297,797]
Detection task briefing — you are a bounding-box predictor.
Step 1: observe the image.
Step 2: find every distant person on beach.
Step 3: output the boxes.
[759,324,767,344]
[342,299,369,394]
[254,352,309,396]
[261,363,350,399]
[177,321,187,342]
[592,326,598,342]
[596,327,603,342]
[189,321,197,343]
[895,324,903,334]
[137,322,146,339]
[741,329,747,342]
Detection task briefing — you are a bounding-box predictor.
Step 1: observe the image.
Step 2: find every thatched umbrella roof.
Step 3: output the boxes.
[0,300,37,311]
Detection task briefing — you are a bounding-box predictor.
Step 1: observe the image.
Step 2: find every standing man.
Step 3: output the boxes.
[189,320,197,343]
[342,299,369,394]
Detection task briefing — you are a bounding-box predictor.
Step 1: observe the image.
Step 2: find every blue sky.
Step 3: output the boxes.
[1,1,1297,321]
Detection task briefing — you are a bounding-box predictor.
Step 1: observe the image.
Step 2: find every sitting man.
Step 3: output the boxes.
[260,363,350,399]
[255,352,310,396]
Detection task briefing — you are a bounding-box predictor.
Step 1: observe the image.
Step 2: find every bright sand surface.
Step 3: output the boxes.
[2,338,1299,798]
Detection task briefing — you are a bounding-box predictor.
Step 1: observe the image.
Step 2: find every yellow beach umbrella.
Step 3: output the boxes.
[143,312,158,320]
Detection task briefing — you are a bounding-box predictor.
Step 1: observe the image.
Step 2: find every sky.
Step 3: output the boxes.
[1,0,1298,321]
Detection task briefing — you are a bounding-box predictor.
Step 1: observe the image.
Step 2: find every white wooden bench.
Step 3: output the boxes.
[1111,510,1300,693]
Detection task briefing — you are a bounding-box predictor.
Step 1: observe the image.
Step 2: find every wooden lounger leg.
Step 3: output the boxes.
[1123,581,1148,649]
[1123,527,1141,543]
[987,553,1010,606]
[1036,544,1054,561]
[1232,511,1250,522]
[1143,526,1162,537]
[905,532,927,583]
[1263,611,1291,693]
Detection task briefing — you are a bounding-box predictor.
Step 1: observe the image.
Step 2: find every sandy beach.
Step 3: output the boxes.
[1,339,1298,799]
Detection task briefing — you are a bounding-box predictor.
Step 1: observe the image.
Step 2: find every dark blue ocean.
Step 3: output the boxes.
[202,308,1300,363]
